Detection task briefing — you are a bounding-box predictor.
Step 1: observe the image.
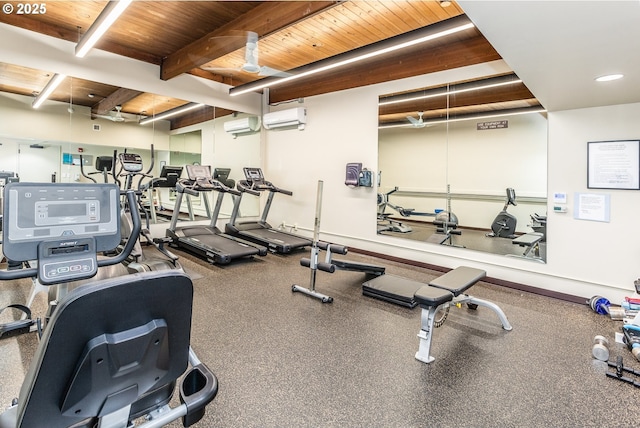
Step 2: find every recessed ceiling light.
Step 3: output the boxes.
[595,74,624,82]
[439,1,452,7]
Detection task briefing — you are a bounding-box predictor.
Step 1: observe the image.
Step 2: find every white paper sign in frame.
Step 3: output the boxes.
[587,140,640,190]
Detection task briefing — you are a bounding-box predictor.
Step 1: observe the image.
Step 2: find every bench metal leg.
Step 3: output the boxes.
[453,295,513,331]
[415,304,446,364]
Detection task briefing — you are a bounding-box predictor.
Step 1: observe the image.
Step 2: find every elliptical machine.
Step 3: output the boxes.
[486,188,518,238]
[112,148,182,272]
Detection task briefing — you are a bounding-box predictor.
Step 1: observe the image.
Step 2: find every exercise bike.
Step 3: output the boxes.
[0,183,218,427]
[486,187,518,239]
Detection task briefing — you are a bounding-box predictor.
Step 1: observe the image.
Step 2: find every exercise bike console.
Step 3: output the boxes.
[3,183,120,261]
[37,237,97,285]
[2,183,121,284]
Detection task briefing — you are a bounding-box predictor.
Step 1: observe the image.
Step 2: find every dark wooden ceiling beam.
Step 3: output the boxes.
[160,1,337,81]
[379,84,536,116]
[0,14,161,64]
[268,33,501,104]
[0,13,78,41]
[187,68,252,87]
[92,88,143,116]
[169,106,235,130]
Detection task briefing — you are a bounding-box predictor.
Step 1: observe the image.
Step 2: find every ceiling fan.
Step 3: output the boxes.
[203,31,291,78]
[407,111,426,128]
[92,105,137,123]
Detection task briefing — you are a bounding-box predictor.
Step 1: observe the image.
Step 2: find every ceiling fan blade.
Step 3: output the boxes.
[406,116,426,128]
[406,116,420,125]
[202,66,242,73]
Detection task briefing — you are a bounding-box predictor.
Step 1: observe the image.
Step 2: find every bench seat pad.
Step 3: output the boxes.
[428,266,486,296]
[362,274,424,308]
[414,285,453,308]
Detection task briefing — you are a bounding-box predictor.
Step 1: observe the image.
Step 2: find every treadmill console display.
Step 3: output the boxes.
[2,183,120,262]
[186,165,212,180]
[243,167,265,183]
[213,168,231,182]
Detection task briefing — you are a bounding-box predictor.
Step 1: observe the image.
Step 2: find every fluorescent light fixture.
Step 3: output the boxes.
[595,74,623,82]
[378,106,546,129]
[379,76,523,107]
[139,102,204,125]
[230,15,475,97]
[32,73,67,109]
[75,0,133,58]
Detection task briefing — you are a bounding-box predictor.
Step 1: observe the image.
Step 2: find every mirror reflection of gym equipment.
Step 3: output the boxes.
[377,74,548,262]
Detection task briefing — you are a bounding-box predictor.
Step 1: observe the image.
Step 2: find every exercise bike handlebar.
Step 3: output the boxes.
[0,190,141,281]
[100,190,141,267]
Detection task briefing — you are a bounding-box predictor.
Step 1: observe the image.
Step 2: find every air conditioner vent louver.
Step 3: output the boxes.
[263,107,306,130]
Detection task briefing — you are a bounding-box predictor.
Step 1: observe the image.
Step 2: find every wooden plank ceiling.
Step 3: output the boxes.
[0,0,541,130]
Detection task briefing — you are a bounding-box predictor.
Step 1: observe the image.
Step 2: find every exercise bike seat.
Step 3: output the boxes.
[0,270,217,428]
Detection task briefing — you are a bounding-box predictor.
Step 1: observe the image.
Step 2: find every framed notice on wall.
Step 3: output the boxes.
[587,140,640,190]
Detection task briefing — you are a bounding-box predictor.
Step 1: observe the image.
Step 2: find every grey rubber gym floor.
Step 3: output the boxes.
[0,247,637,427]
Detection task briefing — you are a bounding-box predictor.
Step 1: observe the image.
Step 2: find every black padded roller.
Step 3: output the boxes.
[300,258,336,273]
[317,241,348,254]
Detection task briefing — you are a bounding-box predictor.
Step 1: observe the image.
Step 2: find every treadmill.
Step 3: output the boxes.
[166,165,267,264]
[225,167,312,253]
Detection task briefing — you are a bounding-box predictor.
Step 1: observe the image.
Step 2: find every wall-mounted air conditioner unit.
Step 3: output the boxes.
[223,116,261,138]
[263,107,306,131]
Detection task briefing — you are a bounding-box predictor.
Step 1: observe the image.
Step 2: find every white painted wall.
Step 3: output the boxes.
[546,103,640,297]
[263,61,640,303]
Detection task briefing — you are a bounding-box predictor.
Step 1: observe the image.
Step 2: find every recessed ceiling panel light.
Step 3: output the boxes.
[595,74,624,82]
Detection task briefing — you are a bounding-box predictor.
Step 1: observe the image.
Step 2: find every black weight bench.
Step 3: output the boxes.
[362,274,423,308]
[414,266,512,363]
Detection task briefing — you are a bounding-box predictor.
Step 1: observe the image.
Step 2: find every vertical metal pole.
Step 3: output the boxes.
[312,181,323,245]
[292,180,333,303]
[308,180,323,291]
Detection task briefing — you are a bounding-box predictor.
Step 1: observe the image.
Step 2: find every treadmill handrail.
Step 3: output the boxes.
[211,178,242,196]
[176,179,200,197]
[238,180,287,196]
[235,180,261,197]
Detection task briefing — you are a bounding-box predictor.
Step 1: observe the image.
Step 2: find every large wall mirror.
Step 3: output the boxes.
[0,65,261,225]
[378,72,548,262]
